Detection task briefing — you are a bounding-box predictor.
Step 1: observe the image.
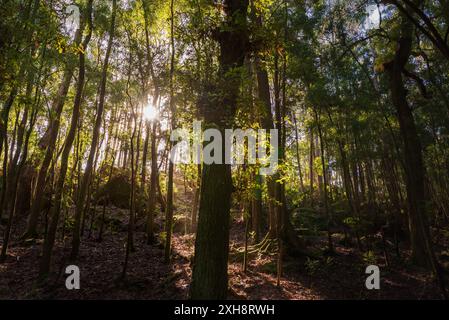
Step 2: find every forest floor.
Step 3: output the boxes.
[0,213,444,299]
[0,181,446,299]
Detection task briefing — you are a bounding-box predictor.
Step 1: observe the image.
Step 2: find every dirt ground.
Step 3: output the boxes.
[0,203,443,300]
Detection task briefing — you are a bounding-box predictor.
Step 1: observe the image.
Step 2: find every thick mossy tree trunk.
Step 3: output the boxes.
[190,0,248,300]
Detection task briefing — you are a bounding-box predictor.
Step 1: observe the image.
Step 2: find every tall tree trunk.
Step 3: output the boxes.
[0,101,37,262]
[190,0,248,300]
[190,164,201,233]
[0,87,18,208]
[143,0,161,245]
[251,173,262,242]
[97,159,115,242]
[314,108,333,252]
[254,56,276,238]
[70,0,117,260]
[292,112,305,190]
[0,0,39,158]
[251,1,276,239]
[309,128,315,206]
[384,18,429,266]
[38,0,93,276]
[141,123,150,189]
[146,120,158,244]
[22,25,84,239]
[122,105,137,279]
[326,109,362,250]
[0,82,21,221]
[384,13,447,296]
[164,0,176,263]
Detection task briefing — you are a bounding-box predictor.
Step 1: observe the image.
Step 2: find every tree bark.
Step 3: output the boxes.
[190,0,249,300]
[190,164,201,233]
[383,14,432,267]
[164,0,176,263]
[292,112,305,190]
[22,27,84,239]
[70,0,117,260]
[0,96,37,262]
[38,0,93,276]
[314,108,333,252]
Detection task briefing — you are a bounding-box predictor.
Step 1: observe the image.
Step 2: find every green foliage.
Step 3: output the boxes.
[362,250,377,265]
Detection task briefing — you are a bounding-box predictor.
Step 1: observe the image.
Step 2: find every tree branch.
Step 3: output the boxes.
[402,68,430,99]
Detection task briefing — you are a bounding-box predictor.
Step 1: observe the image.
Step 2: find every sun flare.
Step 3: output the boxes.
[143,103,158,121]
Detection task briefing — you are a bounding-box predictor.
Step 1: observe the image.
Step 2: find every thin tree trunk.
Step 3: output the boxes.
[0,101,37,262]
[314,108,333,252]
[309,128,314,206]
[190,164,201,233]
[164,0,176,263]
[292,112,305,190]
[22,24,85,239]
[70,0,117,260]
[122,103,137,279]
[146,121,158,244]
[143,0,160,245]
[39,0,94,276]
[98,155,116,242]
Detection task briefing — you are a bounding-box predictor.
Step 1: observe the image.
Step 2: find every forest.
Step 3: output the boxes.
[1,0,449,301]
